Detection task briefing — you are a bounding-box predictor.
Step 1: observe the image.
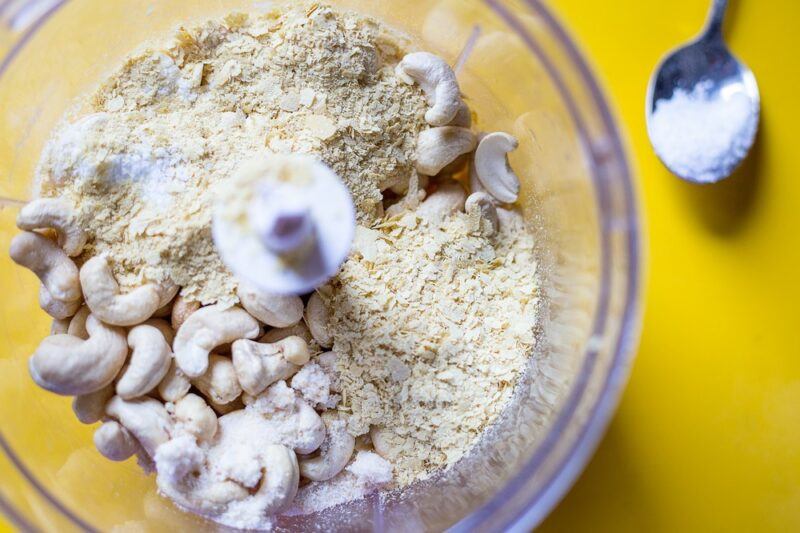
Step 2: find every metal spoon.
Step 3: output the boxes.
[646,0,760,183]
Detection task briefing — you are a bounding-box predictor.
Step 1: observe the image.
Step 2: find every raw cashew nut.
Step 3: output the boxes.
[369,426,393,459]
[156,281,179,309]
[16,198,87,256]
[465,192,499,236]
[396,52,463,126]
[29,315,127,395]
[151,282,178,318]
[116,324,173,400]
[474,132,521,203]
[152,301,173,318]
[152,293,174,318]
[208,396,245,416]
[193,355,242,405]
[237,284,303,328]
[143,318,175,345]
[10,231,81,302]
[192,480,249,510]
[171,293,200,331]
[51,318,70,335]
[260,321,313,345]
[417,180,467,220]
[232,336,310,396]
[80,256,161,326]
[39,284,81,320]
[241,391,256,406]
[245,388,325,456]
[94,420,139,461]
[156,436,298,519]
[385,189,427,219]
[67,305,91,339]
[158,360,191,403]
[253,445,300,513]
[299,418,355,481]
[416,126,477,176]
[449,101,472,128]
[304,293,332,348]
[174,304,260,378]
[72,383,115,424]
[106,395,172,457]
[173,393,218,442]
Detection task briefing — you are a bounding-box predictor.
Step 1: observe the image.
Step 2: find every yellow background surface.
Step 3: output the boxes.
[542,0,800,531]
[1,0,799,531]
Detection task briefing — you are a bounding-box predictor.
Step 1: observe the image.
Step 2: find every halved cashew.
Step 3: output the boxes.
[72,383,115,424]
[396,52,462,126]
[465,192,499,236]
[51,318,70,335]
[80,256,161,326]
[260,321,313,345]
[299,418,355,481]
[416,126,477,176]
[67,305,91,339]
[237,283,303,328]
[10,231,81,302]
[369,426,393,459]
[449,100,472,128]
[171,293,200,331]
[29,315,127,395]
[193,355,242,405]
[304,293,332,348]
[232,336,310,396]
[173,393,218,442]
[16,198,87,256]
[417,180,467,220]
[116,324,172,400]
[174,304,260,378]
[94,420,139,461]
[157,360,192,403]
[474,132,521,203]
[39,284,81,320]
[106,395,172,457]
[469,154,485,195]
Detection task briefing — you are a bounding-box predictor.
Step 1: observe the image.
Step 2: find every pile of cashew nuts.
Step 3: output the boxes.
[8,50,523,521]
[10,197,356,518]
[389,52,523,227]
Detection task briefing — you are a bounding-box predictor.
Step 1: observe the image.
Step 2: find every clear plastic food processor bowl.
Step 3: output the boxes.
[0,0,643,531]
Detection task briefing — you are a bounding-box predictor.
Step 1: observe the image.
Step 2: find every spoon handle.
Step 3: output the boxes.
[705,0,728,38]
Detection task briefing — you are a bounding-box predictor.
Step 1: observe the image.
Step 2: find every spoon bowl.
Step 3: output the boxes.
[646,0,760,183]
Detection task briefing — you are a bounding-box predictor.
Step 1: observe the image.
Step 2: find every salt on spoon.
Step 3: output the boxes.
[646,0,760,183]
[212,154,355,295]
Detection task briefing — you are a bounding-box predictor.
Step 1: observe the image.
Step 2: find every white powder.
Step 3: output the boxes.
[155,381,326,529]
[291,363,333,408]
[345,451,393,485]
[154,434,204,485]
[648,80,757,182]
[289,451,393,515]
